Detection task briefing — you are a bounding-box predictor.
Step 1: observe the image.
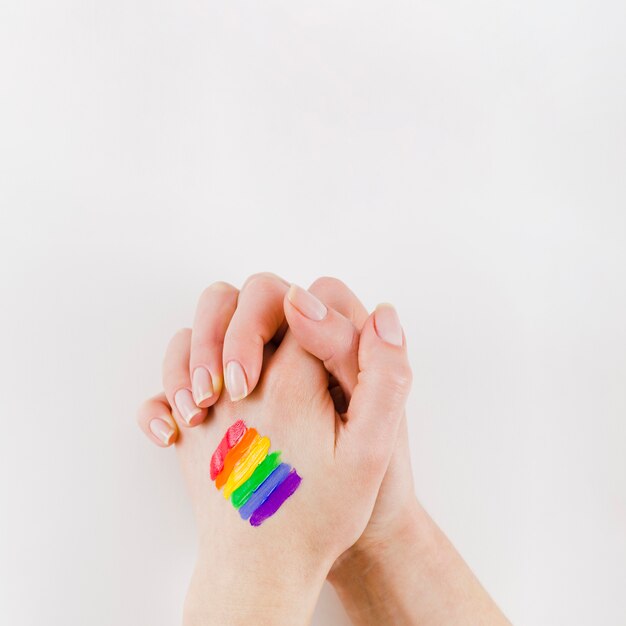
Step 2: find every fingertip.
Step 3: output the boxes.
[286,283,328,321]
[190,282,238,409]
[358,305,412,393]
[148,417,177,447]
[360,303,406,350]
[222,274,290,401]
[224,359,249,402]
[173,388,207,427]
[137,395,179,447]
[192,366,222,408]
[373,303,404,347]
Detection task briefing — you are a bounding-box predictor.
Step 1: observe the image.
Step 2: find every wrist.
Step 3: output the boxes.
[327,498,431,625]
[184,538,331,626]
[328,499,511,626]
[328,496,424,588]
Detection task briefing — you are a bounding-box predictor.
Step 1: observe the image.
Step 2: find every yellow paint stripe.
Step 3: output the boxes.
[223,436,271,499]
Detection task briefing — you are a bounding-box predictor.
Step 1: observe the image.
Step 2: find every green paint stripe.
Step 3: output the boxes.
[231,451,282,509]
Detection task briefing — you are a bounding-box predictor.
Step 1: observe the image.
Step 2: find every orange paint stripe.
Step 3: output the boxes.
[214,428,259,489]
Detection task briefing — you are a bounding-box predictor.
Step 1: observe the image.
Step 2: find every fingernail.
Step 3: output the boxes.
[192,367,214,405]
[225,360,248,401]
[149,418,175,445]
[287,284,327,321]
[174,388,202,424]
[374,304,403,346]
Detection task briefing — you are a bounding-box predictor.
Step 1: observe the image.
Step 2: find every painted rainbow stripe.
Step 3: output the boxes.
[209,420,302,526]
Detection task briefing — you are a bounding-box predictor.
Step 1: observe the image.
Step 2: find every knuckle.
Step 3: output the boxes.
[308,276,348,298]
[242,272,286,293]
[341,326,361,356]
[325,326,359,366]
[393,362,413,394]
[172,327,192,341]
[191,334,222,354]
[224,324,265,351]
[362,361,413,398]
[198,281,237,304]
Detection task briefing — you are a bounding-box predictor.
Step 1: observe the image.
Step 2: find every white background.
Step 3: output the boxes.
[1,1,625,625]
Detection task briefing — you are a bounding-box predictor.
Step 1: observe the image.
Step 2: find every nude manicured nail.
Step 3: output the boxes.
[225,360,248,401]
[287,284,327,321]
[149,418,174,445]
[374,304,403,346]
[192,366,214,405]
[174,388,202,424]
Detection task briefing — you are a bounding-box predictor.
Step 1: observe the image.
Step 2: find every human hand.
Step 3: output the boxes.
[137,275,417,564]
[137,274,412,625]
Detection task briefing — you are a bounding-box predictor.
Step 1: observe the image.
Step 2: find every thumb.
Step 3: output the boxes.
[341,304,413,476]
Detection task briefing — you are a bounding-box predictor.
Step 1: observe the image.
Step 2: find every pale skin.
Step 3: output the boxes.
[137,273,511,625]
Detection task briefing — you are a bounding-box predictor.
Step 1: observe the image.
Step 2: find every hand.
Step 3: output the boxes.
[139,274,417,556]
[137,274,412,625]
[137,275,417,569]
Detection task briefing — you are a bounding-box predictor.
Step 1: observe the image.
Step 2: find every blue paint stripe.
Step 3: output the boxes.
[238,462,291,520]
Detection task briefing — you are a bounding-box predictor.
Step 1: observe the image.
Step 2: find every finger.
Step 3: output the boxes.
[283,284,361,400]
[136,392,178,447]
[222,272,289,401]
[341,304,412,476]
[307,276,369,330]
[189,282,239,408]
[163,328,207,428]
[279,276,368,405]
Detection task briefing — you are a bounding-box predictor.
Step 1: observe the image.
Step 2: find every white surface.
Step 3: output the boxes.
[1,2,625,625]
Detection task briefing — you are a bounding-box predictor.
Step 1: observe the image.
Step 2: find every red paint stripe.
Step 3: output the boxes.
[209,420,247,480]
[215,428,258,489]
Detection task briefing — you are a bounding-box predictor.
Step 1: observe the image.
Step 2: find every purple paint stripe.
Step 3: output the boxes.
[249,470,302,527]
[238,463,291,520]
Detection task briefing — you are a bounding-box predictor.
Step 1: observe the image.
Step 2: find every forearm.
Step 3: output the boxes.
[329,500,511,626]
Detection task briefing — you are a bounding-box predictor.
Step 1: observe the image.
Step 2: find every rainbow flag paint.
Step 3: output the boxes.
[210,420,302,526]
